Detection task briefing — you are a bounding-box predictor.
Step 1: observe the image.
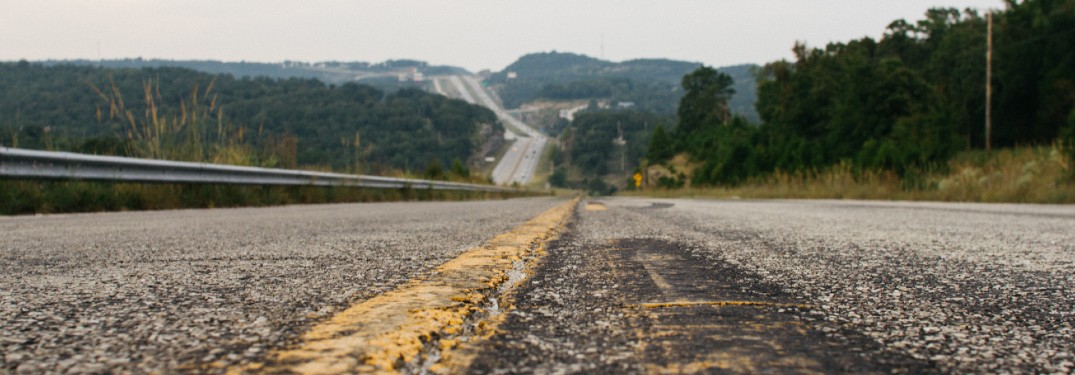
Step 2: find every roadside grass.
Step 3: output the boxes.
[0,180,526,216]
[85,76,299,167]
[624,144,1075,204]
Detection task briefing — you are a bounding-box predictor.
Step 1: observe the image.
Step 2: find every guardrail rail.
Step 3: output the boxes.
[0,147,515,193]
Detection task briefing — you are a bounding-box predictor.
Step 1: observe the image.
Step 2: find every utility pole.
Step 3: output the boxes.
[985,11,993,154]
[614,121,626,173]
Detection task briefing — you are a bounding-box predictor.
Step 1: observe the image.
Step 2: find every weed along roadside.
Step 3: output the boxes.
[623,144,1075,204]
[0,179,536,215]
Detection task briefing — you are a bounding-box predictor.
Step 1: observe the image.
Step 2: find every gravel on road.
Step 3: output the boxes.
[4,197,1072,374]
[658,199,1075,373]
[465,198,1074,373]
[0,198,564,374]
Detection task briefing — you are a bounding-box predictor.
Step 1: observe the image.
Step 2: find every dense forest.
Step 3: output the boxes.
[486,52,759,120]
[648,0,1075,187]
[0,62,500,173]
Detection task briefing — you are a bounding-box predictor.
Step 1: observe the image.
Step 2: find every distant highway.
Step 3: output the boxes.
[444,75,476,106]
[437,75,546,186]
[459,75,547,186]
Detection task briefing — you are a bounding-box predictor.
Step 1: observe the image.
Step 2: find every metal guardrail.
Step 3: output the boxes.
[0,147,517,193]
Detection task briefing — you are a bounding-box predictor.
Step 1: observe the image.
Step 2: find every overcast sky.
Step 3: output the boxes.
[2,0,1004,72]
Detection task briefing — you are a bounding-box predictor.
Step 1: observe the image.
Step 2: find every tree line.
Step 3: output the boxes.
[648,0,1075,186]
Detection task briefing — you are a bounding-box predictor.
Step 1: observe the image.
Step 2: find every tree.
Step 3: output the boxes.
[1064,108,1075,171]
[676,66,735,138]
[424,159,445,180]
[450,158,470,179]
[646,125,673,162]
[549,167,568,187]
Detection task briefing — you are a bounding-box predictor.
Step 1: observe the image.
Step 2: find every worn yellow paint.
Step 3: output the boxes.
[630,300,812,310]
[230,198,577,375]
[636,253,676,295]
[638,322,823,374]
[583,202,607,211]
[644,359,737,374]
[643,353,822,375]
[643,355,824,375]
[431,232,557,374]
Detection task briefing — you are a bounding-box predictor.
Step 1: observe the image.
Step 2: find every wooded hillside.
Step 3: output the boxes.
[0,62,500,173]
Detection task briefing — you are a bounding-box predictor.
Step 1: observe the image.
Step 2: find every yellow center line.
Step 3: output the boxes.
[636,253,676,296]
[583,202,607,211]
[628,300,812,310]
[229,198,578,375]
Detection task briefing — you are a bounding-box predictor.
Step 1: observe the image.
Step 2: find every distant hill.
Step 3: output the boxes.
[42,55,761,121]
[492,53,699,83]
[44,58,470,89]
[487,52,759,121]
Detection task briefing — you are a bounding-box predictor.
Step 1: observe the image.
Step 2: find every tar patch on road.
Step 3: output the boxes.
[630,202,675,210]
[466,234,933,374]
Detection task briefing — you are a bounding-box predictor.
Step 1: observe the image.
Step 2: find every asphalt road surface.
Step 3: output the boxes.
[0,198,564,373]
[464,198,1074,374]
[3,197,1073,374]
[444,76,477,106]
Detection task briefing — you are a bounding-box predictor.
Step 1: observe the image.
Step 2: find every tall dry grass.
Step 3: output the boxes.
[628,144,1074,204]
[90,77,263,165]
[932,144,1072,203]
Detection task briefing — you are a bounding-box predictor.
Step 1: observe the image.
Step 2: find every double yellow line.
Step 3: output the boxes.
[231,198,577,374]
